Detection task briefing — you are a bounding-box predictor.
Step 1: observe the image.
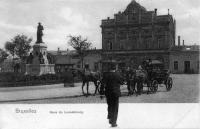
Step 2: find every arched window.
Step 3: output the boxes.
[158,38,162,49]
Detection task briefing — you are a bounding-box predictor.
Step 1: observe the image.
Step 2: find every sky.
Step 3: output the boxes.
[0,0,199,51]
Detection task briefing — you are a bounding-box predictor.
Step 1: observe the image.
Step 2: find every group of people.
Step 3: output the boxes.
[80,60,153,127]
[100,59,153,127]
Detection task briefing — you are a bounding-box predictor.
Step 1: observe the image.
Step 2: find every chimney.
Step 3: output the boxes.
[168,9,169,15]
[183,40,185,46]
[57,47,61,55]
[107,17,110,20]
[154,8,157,15]
[178,36,180,46]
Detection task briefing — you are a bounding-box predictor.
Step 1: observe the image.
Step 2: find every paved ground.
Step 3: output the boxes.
[0,74,199,129]
[0,83,83,102]
[0,74,199,103]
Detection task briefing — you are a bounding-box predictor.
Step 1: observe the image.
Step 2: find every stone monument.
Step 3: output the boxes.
[25,23,55,75]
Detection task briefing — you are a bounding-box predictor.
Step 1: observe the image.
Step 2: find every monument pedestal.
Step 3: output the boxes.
[25,42,55,76]
[25,64,55,76]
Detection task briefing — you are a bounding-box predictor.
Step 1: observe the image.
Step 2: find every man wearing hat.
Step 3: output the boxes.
[103,63,124,127]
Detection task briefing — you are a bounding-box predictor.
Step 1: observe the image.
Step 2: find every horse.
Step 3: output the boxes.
[124,69,137,96]
[77,70,101,96]
[132,67,157,95]
[133,69,148,95]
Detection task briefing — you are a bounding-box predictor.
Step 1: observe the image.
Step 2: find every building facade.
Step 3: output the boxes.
[48,49,102,73]
[100,0,199,73]
[170,50,199,74]
[101,0,176,51]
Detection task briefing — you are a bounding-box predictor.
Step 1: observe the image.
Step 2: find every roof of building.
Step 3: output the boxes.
[47,50,77,56]
[124,0,147,14]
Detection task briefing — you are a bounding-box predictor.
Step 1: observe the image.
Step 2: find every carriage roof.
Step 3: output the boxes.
[145,60,163,65]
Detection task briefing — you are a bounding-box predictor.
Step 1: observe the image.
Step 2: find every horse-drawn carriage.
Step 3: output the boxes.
[133,60,173,95]
[148,60,173,91]
[79,60,124,96]
[78,59,173,96]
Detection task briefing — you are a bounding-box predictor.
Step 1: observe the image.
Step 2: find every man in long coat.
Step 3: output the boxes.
[102,64,124,127]
[125,66,134,95]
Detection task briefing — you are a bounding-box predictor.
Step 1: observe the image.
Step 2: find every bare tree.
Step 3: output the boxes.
[68,35,92,68]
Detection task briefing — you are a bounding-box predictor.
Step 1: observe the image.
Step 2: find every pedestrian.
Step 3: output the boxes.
[102,64,124,127]
[126,66,133,95]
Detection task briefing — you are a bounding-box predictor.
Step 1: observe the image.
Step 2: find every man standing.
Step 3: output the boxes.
[102,64,124,127]
[126,66,133,95]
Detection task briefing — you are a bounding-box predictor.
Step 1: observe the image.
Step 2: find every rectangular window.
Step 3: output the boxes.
[174,61,178,70]
[109,42,112,50]
[158,39,161,49]
[145,38,151,49]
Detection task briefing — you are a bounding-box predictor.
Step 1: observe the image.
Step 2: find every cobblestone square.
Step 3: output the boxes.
[2,74,198,103]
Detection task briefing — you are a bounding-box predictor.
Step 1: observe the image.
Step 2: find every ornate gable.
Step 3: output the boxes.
[124,0,147,14]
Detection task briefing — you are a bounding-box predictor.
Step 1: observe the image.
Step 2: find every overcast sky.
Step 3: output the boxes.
[0,0,199,51]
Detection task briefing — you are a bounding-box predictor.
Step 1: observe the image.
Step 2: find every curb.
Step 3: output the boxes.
[0,94,85,103]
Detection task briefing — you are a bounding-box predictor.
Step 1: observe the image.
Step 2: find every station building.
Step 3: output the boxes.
[100,0,199,73]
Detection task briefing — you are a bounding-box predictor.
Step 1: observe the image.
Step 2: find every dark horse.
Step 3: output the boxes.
[78,70,101,96]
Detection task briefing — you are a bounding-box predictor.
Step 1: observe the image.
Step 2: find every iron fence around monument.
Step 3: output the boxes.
[0,78,63,87]
[0,71,81,87]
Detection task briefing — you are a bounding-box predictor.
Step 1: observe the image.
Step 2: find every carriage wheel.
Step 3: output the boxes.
[149,81,154,93]
[82,85,87,96]
[96,80,101,94]
[147,81,152,94]
[151,80,158,93]
[166,77,173,91]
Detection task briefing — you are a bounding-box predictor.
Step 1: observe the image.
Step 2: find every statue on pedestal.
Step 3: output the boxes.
[36,22,44,43]
[25,22,55,75]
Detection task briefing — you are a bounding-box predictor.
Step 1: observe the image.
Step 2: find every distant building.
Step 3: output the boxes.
[48,49,78,73]
[0,57,25,73]
[170,50,199,74]
[84,49,102,71]
[48,48,102,73]
[100,0,199,74]
[0,58,14,72]
[101,0,176,51]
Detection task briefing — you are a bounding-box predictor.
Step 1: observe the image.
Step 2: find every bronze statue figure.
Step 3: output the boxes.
[36,22,44,43]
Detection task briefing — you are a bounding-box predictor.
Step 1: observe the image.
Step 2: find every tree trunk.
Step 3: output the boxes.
[12,54,15,72]
[81,56,84,69]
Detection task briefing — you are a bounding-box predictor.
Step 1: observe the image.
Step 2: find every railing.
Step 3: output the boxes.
[0,79,63,87]
[0,76,81,87]
[102,19,115,25]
